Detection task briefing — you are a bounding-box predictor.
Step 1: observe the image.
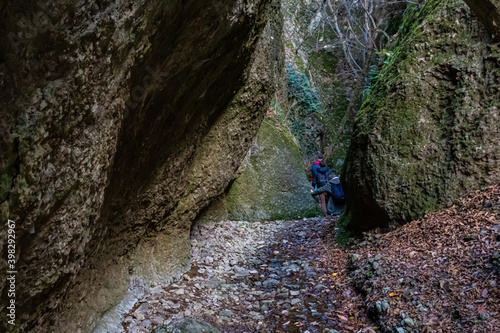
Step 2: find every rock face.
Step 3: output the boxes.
[221,118,320,221]
[463,0,500,37]
[342,0,500,232]
[0,0,282,331]
[280,0,356,172]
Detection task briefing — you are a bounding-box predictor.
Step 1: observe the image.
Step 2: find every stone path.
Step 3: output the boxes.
[122,217,346,333]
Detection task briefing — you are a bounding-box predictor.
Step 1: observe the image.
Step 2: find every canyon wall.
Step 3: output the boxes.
[341,0,500,232]
[0,0,282,331]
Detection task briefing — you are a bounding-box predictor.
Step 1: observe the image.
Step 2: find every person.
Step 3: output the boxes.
[313,161,331,188]
[311,158,322,189]
[311,173,345,216]
[312,161,332,213]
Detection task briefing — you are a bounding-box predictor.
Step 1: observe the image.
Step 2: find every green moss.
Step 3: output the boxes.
[308,51,338,74]
[335,210,351,245]
[295,55,306,72]
[226,119,320,221]
[343,0,500,231]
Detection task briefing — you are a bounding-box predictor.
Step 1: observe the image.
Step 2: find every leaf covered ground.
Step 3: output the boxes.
[119,185,499,333]
[325,184,500,332]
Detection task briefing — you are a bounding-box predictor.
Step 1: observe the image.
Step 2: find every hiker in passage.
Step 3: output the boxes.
[312,161,331,213]
[311,173,345,216]
[311,157,323,190]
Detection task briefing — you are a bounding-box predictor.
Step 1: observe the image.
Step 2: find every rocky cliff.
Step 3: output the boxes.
[0,0,282,331]
[199,118,320,222]
[274,0,350,172]
[341,0,500,232]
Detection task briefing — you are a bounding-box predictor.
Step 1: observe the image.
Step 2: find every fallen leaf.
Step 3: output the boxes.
[337,314,348,321]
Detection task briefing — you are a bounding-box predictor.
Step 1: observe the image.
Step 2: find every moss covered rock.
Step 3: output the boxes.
[342,0,500,232]
[225,118,320,221]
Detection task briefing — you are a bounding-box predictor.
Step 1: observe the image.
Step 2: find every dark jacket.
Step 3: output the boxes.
[314,167,332,187]
[311,176,345,215]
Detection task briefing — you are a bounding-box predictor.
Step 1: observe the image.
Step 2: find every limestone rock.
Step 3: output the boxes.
[0,0,282,331]
[342,0,500,232]
[225,118,321,221]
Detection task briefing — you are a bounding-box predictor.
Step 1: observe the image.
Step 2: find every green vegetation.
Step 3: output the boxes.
[335,211,352,245]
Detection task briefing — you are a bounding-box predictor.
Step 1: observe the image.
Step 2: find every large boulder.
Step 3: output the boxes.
[342,0,500,232]
[223,118,320,221]
[0,0,282,331]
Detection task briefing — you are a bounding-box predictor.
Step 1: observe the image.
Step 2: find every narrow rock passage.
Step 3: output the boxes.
[122,218,371,332]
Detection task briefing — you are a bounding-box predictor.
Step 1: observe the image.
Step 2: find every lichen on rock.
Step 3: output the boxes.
[223,118,321,221]
[342,0,500,232]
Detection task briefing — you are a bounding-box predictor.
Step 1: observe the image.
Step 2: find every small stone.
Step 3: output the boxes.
[174,289,185,295]
[40,100,48,110]
[263,279,280,288]
[396,328,405,333]
[135,302,149,314]
[219,310,233,317]
[381,300,390,312]
[290,290,300,296]
[479,311,490,320]
[291,298,301,305]
[205,256,214,264]
[132,312,145,320]
[402,318,415,328]
[249,311,264,320]
[350,254,360,263]
[235,267,250,276]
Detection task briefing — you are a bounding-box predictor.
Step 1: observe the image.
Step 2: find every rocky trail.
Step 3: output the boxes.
[114,186,500,333]
[120,217,373,333]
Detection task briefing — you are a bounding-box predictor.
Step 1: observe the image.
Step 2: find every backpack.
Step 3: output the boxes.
[317,172,329,187]
[331,178,345,204]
